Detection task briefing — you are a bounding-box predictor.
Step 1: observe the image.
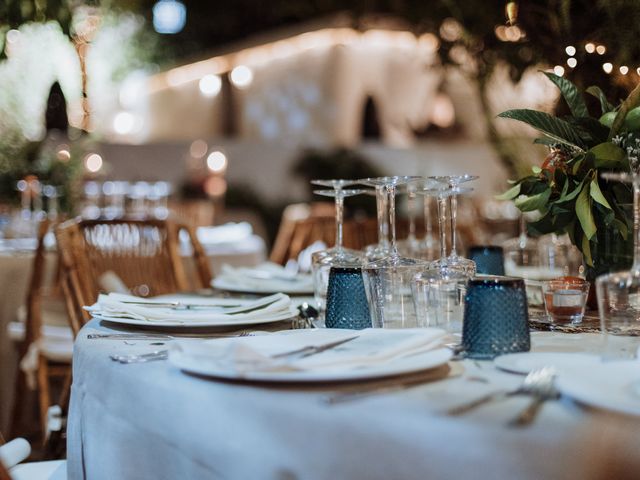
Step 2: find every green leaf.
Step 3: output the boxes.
[543,72,589,117]
[589,178,612,209]
[589,142,627,168]
[533,137,558,147]
[495,183,521,201]
[613,218,629,240]
[576,185,597,240]
[498,109,586,151]
[610,82,640,139]
[586,86,614,115]
[582,234,593,267]
[559,180,584,202]
[532,166,542,174]
[515,188,551,212]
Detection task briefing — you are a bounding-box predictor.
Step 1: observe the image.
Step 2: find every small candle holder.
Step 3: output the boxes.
[542,277,589,324]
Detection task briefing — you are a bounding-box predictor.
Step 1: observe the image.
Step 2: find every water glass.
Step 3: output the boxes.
[461,276,530,359]
[596,271,640,360]
[411,271,467,333]
[468,246,505,275]
[325,267,371,329]
[542,277,589,324]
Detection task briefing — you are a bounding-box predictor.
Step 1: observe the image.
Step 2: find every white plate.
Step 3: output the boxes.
[170,346,452,383]
[90,307,296,328]
[557,361,640,417]
[494,352,602,375]
[212,276,314,295]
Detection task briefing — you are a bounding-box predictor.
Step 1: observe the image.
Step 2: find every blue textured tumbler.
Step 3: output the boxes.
[468,246,505,276]
[462,276,530,359]
[325,267,372,329]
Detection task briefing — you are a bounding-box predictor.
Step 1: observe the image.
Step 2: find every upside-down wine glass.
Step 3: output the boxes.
[360,176,427,328]
[416,192,439,261]
[310,179,366,318]
[396,182,421,258]
[365,185,390,261]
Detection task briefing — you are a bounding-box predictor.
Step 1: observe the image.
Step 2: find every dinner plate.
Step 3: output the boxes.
[557,361,640,417]
[169,346,452,383]
[90,307,297,328]
[494,352,602,375]
[212,276,314,295]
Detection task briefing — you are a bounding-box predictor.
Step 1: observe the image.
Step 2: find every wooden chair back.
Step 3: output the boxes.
[55,218,211,335]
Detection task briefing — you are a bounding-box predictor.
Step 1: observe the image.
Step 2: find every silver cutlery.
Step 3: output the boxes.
[507,367,559,427]
[271,336,359,360]
[446,367,558,416]
[91,331,255,341]
[110,350,169,363]
[117,296,281,315]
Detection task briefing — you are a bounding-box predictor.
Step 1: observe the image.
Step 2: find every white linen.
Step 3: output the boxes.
[196,222,252,245]
[85,292,293,323]
[172,328,446,374]
[214,262,314,293]
[67,326,640,480]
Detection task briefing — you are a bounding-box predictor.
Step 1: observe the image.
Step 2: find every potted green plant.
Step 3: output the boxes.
[497,72,640,282]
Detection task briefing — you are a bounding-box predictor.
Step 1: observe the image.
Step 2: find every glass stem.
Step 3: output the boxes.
[518,213,527,249]
[424,195,433,243]
[407,190,416,242]
[437,195,448,260]
[334,191,344,251]
[448,192,458,257]
[387,185,398,255]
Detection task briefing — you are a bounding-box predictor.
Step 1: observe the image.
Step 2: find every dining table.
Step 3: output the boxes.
[66,315,640,480]
[0,232,267,434]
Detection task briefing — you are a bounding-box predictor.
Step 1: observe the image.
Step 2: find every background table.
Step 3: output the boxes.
[66,321,640,480]
[0,235,266,434]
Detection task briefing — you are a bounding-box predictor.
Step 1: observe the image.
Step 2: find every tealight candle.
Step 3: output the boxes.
[542,277,590,324]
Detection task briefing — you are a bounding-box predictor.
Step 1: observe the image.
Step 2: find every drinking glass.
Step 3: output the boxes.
[596,171,640,359]
[543,277,589,324]
[360,176,427,328]
[502,212,540,278]
[364,185,390,261]
[310,180,366,318]
[461,276,530,359]
[411,267,468,333]
[325,267,371,329]
[415,193,439,261]
[468,245,505,276]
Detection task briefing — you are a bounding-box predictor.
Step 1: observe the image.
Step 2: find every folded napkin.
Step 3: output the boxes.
[172,328,447,374]
[196,222,253,245]
[85,292,294,323]
[216,262,314,291]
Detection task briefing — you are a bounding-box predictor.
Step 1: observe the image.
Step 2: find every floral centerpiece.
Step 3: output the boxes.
[497,72,640,281]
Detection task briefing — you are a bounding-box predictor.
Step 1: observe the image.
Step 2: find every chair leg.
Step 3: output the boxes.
[9,365,27,438]
[36,355,51,444]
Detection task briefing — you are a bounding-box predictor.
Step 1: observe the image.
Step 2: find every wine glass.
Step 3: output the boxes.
[359,176,427,328]
[415,193,439,261]
[310,179,366,318]
[396,182,421,258]
[502,211,540,278]
[364,185,390,261]
[431,175,478,274]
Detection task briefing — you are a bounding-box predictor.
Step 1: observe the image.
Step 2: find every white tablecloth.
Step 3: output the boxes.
[0,235,266,434]
[66,322,640,480]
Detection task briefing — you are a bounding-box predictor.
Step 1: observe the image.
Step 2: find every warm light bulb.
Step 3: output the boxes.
[230,65,253,89]
[567,58,577,68]
[585,43,595,53]
[206,151,227,172]
[620,66,629,75]
[85,153,103,173]
[565,46,576,56]
[603,62,613,74]
[553,65,565,77]
[199,74,222,97]
[596,45,606,55]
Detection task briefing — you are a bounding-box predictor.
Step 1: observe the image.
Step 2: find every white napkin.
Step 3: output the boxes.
[172,328,447,374]
[197,222,253,245]
[85,292,293,323]
[217,262,313,291]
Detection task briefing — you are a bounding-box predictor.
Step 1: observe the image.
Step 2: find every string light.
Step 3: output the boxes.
[567,58,577,68]
[596,45,606,55]
[565,46,576,56]
[602,62,613,74]
[585,43,595,53]
[620,66,629,75]
[553,65,565,76]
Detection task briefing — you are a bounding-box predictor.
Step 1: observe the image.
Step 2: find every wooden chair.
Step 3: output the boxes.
[269,203,379,265]
[10,220,72,442]
[55,218,212,336]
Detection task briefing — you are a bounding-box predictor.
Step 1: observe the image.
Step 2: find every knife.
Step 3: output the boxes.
[271,336,359,360]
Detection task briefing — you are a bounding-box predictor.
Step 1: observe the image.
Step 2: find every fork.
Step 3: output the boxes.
[110,350,169,363]
[446,367,558,416]
[507,367,559,427]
